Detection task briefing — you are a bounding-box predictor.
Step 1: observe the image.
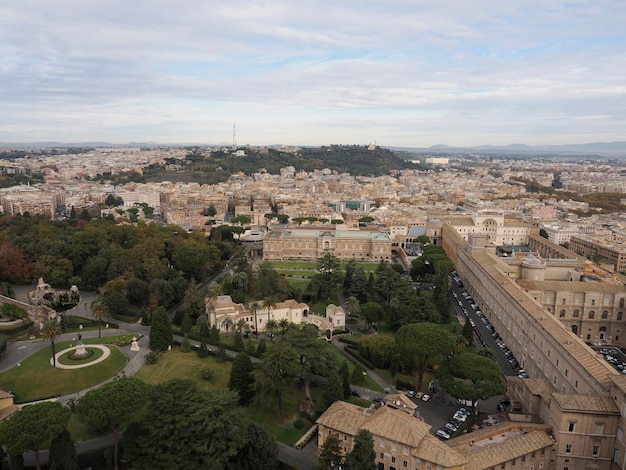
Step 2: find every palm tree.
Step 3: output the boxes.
[91,297,108,341]
[222,317,235,333]
[266,319,278,341]
[205,282,222,312]
[278,318,290,335]
[249,301,261,335]
[41,320,62,368]
[236,318,249,334]
[263,296,277,328]
[457,336,469,353]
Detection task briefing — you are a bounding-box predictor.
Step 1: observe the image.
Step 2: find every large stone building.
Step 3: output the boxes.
[205,295,345,336]
[316,401,554,470]
[442,223,626,470]
[262,226,392,262]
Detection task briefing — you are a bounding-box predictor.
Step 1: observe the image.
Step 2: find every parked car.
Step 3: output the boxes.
[351,390,362,397]
[422,394,431,402]
[406,391,416,398]
[415,391,424,399]
[373,396,384,403]
[445,421,460,432]
[453,411,468,422]
[436,429,451,440]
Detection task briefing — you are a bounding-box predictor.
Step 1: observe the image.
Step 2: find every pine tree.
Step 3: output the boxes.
[344,429,376,470]
[181,313,193,334]
[256,338,267,355]
[228,352,255,405]
[340,361,351,399]
[181,333,191,353]
[317,433,342,470]
[48,430,78,470]
[233,332,244,351]
[149,307,173,351]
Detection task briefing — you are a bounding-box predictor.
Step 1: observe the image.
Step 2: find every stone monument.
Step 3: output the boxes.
[130,337,140,352]
[74,333,88,358]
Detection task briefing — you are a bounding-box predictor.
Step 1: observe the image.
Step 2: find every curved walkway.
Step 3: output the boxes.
[51,344,111,369]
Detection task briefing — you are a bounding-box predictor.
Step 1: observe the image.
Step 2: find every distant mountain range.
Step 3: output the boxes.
[389,141,626,157]
[1,140,626,157]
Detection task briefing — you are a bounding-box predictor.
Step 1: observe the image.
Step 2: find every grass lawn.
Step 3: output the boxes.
[135,348,232,391]
[275,270,317,278]
[0,337,128,403]
[286,278,310,292]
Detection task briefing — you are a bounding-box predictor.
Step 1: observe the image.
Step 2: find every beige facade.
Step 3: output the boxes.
[316,401,554,470]
[447,209,531,246]
[569,236,626,273]
[442,224,626,470]
[205,295,344,335]
[262,226,392,262]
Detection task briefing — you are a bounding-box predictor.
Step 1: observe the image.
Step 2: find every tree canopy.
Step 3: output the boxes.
[395,322,456,391]
[0,401,70,470]
[121,379,246,469]
[77,377,151,470]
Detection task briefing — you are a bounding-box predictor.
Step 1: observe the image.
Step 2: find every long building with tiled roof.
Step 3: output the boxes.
[316,401,554,470]
[442,223,626,470]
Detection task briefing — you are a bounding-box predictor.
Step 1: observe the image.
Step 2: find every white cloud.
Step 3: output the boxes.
[0,0,625,145]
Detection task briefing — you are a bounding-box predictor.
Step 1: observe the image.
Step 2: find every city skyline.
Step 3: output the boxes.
[2,1,625,147]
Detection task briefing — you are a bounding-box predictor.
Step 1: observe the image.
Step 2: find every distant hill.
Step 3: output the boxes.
[388,141,626,157]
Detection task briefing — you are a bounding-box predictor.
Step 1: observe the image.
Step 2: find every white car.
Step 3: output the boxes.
[422,394,431,402]
[436,429,451,440]
[453,411,468,422]
[406,391,416,398]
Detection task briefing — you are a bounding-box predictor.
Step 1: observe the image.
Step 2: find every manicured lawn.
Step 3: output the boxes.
[286,278,310,292]
[134,348,232,391]
[0,337,128,403]
[275,269,317,278]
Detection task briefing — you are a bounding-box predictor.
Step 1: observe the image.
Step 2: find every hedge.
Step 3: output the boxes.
[1,303,28,319]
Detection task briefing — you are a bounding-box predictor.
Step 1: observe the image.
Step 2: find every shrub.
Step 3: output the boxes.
[144,351,160,364]
[1,303,27,319]
[197,340,209,358]
[199,367,214,381]
[294,418,306,430]
[216,347,228,363]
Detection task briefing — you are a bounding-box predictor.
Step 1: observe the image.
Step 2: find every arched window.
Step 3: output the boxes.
[618,312,623,321]
[620,298,625,308]
[559,310,566,318]
[602,310,609,319]
[588,311,595,319]
[599,326,607,340]
[573,309,580,318]
[571,325,578,335]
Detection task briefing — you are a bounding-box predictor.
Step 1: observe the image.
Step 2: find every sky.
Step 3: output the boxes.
[1,1,625,147]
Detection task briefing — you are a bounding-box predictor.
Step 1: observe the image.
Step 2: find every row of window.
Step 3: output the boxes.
[556,309,622,320]
[564,443,600,455]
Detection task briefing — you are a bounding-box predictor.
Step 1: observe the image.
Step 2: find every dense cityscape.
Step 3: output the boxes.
[1,143,626,469]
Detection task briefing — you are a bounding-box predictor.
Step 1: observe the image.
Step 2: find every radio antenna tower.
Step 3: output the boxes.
[232,121,237,150]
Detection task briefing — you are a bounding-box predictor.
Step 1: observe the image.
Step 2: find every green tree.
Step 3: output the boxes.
[181,333,191,353]
[250,301,261,334]
[41,320,62,368]
[340,361,352,399]
[121,380,245,469]
[181,312,193,334]
[48,429,78,470]
[344,429,376,470]
[317,433,342,470]
[228,352,255,405]
[321,370,343,410]
[361,302,384,330]
[539,228,549,239]
[77,377,150,470]
[351,364,365,384]
[345,296,360,319]
[256,338,267,355]
[231,423,279,470]
[149,306,173,351]
[91,297,109,341]
[104,290,130,317]
[395,322,456,391]
[0,402,70,470]
[315,250,341,298]
[255,341,300,418]
[441,352,506,410]
[263,296,277,332]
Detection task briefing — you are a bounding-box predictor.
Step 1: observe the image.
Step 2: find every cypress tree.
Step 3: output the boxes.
[149,307,173,351]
